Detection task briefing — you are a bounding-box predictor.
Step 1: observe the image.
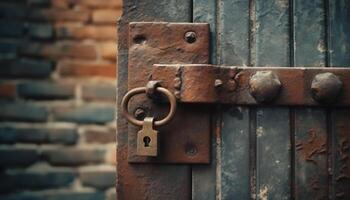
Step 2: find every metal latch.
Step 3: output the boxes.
[150,65,349,106]
[122,22,350,164]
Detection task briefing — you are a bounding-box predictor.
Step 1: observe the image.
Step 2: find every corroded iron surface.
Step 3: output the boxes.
[151,65,350,106]
[127,22,210,163]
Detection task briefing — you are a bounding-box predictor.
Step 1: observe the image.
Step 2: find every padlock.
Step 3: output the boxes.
[137,117,158,156]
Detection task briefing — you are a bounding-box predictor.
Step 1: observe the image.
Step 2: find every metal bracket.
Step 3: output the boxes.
[127,22,210,164]
[151,64,350,106]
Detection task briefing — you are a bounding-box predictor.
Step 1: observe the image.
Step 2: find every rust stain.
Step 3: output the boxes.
[258,185,268,200]
[296,128,326,163]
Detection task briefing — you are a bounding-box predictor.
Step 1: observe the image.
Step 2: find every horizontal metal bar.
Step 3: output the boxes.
[151,64,350,106]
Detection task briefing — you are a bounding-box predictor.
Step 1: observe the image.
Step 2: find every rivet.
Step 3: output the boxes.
[184,31,197,43]
[185,144,198,156]
[134,108,146,120]
[174,77,181,89]
[214,79,223,88]
[311,72,343,103]
[249,71,282,103]
[174,91,181,99]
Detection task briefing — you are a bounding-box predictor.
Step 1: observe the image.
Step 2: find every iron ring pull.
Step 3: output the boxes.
[121,86,177,127]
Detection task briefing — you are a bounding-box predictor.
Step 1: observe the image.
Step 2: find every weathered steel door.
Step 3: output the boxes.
[117,0,350,199]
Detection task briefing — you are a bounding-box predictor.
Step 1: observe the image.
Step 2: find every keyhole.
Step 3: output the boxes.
[143,136,151,147]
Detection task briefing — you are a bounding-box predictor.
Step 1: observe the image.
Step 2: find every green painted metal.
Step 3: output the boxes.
[254,0,291,199]
[293,0,328,199]
[330,1,350,199]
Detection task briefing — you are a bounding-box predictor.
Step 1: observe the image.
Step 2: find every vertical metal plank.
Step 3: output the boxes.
[221,107,251,199]
[218,0,251,199]
[117,1,192,199]
[294,109,328,199]
[293,0,328,199]
[329,1,350,199]
[192,0,217,199]
[254,0,291,199]
[193,0,252,199]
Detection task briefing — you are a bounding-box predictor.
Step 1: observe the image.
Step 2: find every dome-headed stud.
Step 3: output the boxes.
[249,71,282,103]
[311,72,343,103]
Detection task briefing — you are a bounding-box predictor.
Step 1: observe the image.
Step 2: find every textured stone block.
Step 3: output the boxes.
[100,42,116,60]
[0,126,78,145]
[0,147,39,167]
[0,82,16,99]
[0,103,48,122]
[0,170,75,192]
[43,148,106,166]
[80,166,115,190]
[84,127,116,144]
[0,3,27,19]
[58,61,116,78]
[0,59,53,78]
[92,9,121,24]
[56,25,116,40]
[18,82,74,100]
[20,42,97,60]
[28,24,53,39]
[82,84,115,102]
[0,41,18,59]
[0,21,23,37]
[53,104,115,124]
[28,8,90,22]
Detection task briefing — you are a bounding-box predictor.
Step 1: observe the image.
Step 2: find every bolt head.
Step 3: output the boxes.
[134,108,146,120]
[184,31,197,43]
[214,79,223,88]
[311,72,343,103]
[249,71,282,103]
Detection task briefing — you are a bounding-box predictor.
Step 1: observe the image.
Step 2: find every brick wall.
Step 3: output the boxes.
[0,0,121,199]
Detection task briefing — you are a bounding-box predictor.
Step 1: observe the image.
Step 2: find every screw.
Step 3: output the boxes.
[134,108,146,120]
[311,72,343,103]
[214,79,223,88]
[249,71,282,103]
[185,143,198,156]
[184,31,197,43]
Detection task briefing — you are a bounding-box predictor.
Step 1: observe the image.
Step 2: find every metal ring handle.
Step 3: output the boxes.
[121,87,177,127]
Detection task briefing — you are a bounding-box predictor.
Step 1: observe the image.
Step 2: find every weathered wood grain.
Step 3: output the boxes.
[293,1,328,199]
[117,1,192,199]
[329,1,350,199]
[254,0,291,199]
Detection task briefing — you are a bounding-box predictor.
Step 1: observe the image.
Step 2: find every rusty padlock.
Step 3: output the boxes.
[121,82,177,157]
[137,117,158,156]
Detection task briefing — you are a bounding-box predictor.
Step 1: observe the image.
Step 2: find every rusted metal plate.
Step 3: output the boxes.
[127,22,210,163]
[151,64,350,106]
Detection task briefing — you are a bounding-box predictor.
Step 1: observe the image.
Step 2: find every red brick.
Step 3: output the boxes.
[0,82,16,99]
[92,9,121,24]
[29,8,90,22]
[100,42,117,60]
[84,127,116,144]
[72,0,122,8]
[79,166,115,189]
[21,42,97,60]
[58,61,116,78]
[106,146,116,166]
[82,84,115,101]
[56,24,117,40]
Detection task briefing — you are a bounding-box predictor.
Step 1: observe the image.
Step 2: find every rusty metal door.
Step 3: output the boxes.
[117,0,350,199]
